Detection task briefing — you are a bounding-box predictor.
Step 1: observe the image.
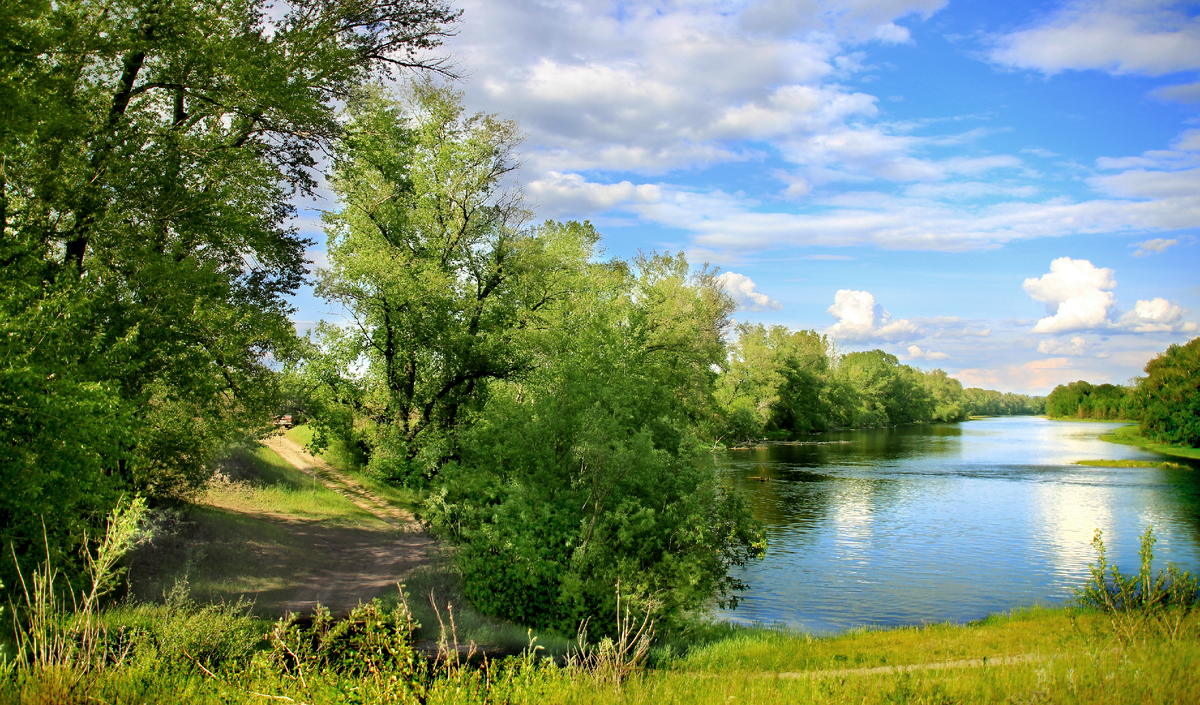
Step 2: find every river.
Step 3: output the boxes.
[716,416,1200,633]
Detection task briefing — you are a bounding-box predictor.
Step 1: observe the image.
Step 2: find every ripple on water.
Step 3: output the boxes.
[717,417,1200,632]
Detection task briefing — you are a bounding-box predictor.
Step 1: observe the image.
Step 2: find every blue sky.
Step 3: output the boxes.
[292,0,1200,395]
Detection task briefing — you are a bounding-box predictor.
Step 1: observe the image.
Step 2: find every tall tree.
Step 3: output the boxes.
[311,84,595,482]
[1,0,458,586]
[426,249,762,635]
[1139,337,1200,447]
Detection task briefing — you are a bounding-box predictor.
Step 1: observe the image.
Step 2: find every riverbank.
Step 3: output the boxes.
[1100,423,1200,460]
[5,605,1197,703]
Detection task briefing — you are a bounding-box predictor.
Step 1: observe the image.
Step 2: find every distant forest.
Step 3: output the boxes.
[1044,337,1200,448]
[715,323,1044,446]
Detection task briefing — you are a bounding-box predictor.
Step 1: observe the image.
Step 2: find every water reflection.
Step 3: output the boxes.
[717,417,1200,633]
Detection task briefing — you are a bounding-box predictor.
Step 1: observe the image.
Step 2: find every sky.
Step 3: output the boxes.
[290,0,1200,395]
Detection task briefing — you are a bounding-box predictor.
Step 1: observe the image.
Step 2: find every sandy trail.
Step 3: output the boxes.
[259,434,433,616]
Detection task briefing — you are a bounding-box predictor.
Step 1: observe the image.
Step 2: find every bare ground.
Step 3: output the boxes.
[257,434,434,615]
[129,436,434,618]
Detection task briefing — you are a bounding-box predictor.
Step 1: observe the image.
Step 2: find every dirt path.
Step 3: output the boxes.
[775,652,1046,679]
[259,435,434,616]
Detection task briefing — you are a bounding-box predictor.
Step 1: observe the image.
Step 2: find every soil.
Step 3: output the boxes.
[258,435,434,616]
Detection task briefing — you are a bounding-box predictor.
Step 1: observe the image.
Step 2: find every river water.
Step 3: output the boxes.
[716,417,1200,633]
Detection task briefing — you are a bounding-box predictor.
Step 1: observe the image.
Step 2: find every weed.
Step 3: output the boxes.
[1074,526,1200,643]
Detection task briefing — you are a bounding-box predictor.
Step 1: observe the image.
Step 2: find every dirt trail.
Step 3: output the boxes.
[259,434,433,616]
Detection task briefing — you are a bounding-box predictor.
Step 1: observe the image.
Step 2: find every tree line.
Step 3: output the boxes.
[1045,337,1200,448]
[714,323,1044,445]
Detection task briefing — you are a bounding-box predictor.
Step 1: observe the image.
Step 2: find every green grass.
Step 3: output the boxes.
[1076,458,1187,468]
[127,444,391,611]
[205,445,384,525]
[1100,424,1200,460]
[1043,415,1139,423]
[286,424,425,514]
[6,607,1198,704]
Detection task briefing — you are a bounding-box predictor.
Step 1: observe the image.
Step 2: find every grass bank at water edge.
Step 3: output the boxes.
[5,606,1199,704]
[1100,424,1200,460]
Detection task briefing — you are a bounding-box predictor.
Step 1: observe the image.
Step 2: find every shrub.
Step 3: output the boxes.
[1075,526,1200,642]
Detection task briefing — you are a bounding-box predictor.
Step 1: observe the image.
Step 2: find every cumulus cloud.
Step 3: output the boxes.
[1023,257,1118,334]
[717,272,783,312]
[825,289,919,341]
[906,345,949,360]
[990,0,1200,77]
[1117,298,1199,333]
[1132,237,1179,256]
[1037,336,1088,356]
[527,172,662,217]
[427,2,1200,261]
[1022,258,1197,335]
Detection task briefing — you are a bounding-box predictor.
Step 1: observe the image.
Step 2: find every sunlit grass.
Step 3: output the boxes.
[286,424,425,514]
[1100,424,1200,460]
[203,445,384,528]
[6,607,1198,704]
[1076,458,1186,468]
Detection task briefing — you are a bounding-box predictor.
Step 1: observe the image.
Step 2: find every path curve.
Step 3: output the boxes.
[260,433,434,616]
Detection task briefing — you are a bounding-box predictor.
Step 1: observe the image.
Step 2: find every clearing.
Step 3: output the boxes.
[129,433,432,617]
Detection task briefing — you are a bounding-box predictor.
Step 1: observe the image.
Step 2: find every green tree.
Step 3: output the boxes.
[426,251,763,635]
[715,323,832,441]
[1139,337,1200,447]
[923,369,968,423]
[1,0,457,588]
[310,85,599,483]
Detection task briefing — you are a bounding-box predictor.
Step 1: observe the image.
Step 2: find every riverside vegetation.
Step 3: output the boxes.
[3,499,1199,704]
[1045,337,1200,458]
[4,1,1198,702]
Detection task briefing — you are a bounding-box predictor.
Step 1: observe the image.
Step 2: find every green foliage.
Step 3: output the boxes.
[1139,337,1200,447]
[105,583,261,672]
[1075,526,1199,642]
[960,388,1045,417]
[1,0,458,595]
[714,324,990,440]
[306,84,596,484]
[425,253,764,636]
[267,601,420,679]
[1045,380,1138,420]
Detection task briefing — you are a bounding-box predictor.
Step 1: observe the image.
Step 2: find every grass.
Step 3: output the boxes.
[205,445,385,526]
[5,606,1198,704]
[1043,415,1140,423]
[1076,458,1187,469]
[126,444,393,612]
[286,424,425,514]
[1100,424,1200,460]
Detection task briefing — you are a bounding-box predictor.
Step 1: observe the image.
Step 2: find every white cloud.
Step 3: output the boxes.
[433,2,1200,258]
[990,0,1200,77]
[527,172,662,217]
[305,248,329,275]
[1022,257,1117,334]
[1153,80,1200,104]
[1037,335,1088,356]
[1117,298,1198,333]
[906,345,949,360]
[1132,237,1179,257]
[952,358,1083,396]
[1022,258,1198,335]
[825,289,919,341]
[718,272,783,312]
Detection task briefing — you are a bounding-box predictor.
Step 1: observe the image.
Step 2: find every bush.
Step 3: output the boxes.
[1075,526,1200,642]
